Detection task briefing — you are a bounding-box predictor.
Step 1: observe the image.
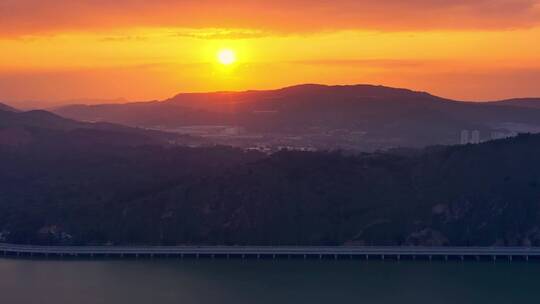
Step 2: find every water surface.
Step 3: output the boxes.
[0,258,538,303]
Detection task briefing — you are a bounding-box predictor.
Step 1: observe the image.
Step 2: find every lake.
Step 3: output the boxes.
[0,258,538,303]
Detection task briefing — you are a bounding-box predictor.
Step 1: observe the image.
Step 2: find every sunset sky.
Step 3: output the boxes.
[1,0,540,106]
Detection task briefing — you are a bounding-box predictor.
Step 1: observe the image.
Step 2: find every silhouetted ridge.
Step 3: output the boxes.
[0,108,194,147]
[488,98,540,109]
[51,84,540,150]
[2,133,540,246]
[0,102,19,112]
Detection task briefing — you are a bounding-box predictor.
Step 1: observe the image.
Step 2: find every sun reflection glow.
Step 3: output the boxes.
[217,49,236,65]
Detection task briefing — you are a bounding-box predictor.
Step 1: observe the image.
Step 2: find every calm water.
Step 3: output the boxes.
[0,258,539,304]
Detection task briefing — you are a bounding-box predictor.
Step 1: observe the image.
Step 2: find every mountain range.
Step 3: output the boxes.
[0,102,19,113]
[50,84,540,150]
[2,86,540,246]
[488,98,540,109]
[0,108,201,147]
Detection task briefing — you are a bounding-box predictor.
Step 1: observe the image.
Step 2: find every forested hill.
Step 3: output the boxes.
[1,134,540,246]
[0,108,202,147]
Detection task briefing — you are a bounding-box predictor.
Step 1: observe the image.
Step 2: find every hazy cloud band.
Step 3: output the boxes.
[1,0,539,36]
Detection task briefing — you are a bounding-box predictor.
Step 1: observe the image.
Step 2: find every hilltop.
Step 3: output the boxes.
[52,84,540,150]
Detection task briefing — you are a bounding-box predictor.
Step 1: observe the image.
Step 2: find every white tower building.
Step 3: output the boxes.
[460,130,470,145]
[471,130,480,144]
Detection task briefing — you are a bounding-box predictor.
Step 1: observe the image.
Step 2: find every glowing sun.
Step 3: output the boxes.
[217,49,236,65]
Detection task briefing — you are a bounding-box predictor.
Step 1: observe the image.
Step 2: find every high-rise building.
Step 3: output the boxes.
[471,130,480,144]
[460,130,470,145]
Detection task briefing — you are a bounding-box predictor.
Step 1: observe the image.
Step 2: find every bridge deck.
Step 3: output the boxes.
[2,244,540,260]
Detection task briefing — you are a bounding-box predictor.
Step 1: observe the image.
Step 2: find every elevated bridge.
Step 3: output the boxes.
[2,243,539,261]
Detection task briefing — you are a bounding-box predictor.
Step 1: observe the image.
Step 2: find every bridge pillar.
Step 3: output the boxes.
[492,256,496,262]
[319,254,322,260]
[196,254,200,259]
[428,255,432,261]
[242,254,245,259]
[475,256,480,261]
[526,255,529,262]
[397,255,400,261]
[509,256,512,262]
[381,255,385,261]
[303,254,307,260]
[334,254,338,260]
[444,255,448,261]
[272,254,276,260]
[366,255,369,261]
[460,256,464,262]
[257,254,260,260]
[211,254,215,259]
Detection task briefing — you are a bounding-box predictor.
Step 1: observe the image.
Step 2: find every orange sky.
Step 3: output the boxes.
[1,0,540,106]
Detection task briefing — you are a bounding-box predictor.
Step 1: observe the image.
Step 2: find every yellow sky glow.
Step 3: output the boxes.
[1,25,540,104]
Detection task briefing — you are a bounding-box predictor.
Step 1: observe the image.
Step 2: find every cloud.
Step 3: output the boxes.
[1,0,539,36]
[171,28,270,40]
[98,35,149,42]
[291,59,426,68]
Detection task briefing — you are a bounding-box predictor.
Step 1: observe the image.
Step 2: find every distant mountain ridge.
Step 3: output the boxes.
[51,84,454,121]
[488,98,540,109]
[0,102,18,112]
[0,108,199,147]
[53,100,229,128]
[51,84,540,150]
[164,84,447,111]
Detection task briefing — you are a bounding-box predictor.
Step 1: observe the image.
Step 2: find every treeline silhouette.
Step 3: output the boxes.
[1,134,540,246]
